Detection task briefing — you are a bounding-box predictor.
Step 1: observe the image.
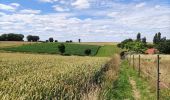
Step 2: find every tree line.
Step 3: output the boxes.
[117,32,170,54]
[0,33,82,43]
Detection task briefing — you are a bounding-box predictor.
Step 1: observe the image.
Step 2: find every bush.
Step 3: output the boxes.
[49,37,54,42]
[55,40,58,42]
[156,40,170,54]
[58,44,65,55]
[84,49,91,56]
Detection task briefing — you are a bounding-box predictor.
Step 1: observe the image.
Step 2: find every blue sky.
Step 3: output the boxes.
[0,0,170,42]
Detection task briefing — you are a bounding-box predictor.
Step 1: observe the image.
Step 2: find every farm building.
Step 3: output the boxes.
[145,48,159,54]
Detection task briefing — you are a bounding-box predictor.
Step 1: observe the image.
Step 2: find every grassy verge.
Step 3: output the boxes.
[95,45,121,57]
[101,61,133,100]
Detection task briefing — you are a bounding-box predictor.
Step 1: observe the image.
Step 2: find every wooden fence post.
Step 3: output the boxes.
[138,55,141,77]
[157,55,160,100]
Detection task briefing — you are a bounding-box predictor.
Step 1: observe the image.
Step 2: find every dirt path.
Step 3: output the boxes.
[129,77,141,100]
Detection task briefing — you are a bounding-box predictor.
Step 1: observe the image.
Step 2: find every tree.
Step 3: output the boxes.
[84,49,91,56]
[0,33,24,41]
[58,44,65,55]
[49,37,54,42]
[157,32,161,42]
[137,33,141,41]
[78,39,81,43]
[142,37,147,44]
[156,40,170,54]
[55,40,58,42]
[27,35,39,42]
[117,38,133,49]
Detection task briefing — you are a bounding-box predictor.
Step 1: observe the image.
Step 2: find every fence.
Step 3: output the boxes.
[126,54,170,100]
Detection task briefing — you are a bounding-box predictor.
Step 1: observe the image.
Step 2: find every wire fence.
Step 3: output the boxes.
[126,54,170,100]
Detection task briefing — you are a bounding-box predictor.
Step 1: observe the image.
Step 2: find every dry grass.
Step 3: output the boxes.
[128,54,170,97]
[0,52,109,100]
[0,41,37,48]
[79,42,119,46]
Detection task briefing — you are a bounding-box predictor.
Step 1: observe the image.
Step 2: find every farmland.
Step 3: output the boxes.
[1,43,100,56]
[0,52,109,100]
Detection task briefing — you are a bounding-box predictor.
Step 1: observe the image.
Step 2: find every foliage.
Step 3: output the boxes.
[78,39,81,43]
[84,49,91,56]
[117,39,133,49]
[0,33,24,41]
[153,32,166,44]
[54,40,58,42]
[27,35,40,42]
[49,37,54,42]
[137,33,141,41]
[1,43,100,56]
[156,40,170,54]
[142,37,146,44]
[58,43,65,54]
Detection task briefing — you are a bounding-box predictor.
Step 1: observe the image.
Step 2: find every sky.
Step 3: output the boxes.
[0,0,170,42]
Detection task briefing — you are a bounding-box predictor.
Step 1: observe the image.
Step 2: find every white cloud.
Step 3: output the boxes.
[0,1,170,42]
[135,2,146,8]
[71,0,90,9]
[0,3,19,11]
[20,9,41,14]
[53,5,69,12]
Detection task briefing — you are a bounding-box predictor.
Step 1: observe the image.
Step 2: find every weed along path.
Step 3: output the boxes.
[104,60,157,100]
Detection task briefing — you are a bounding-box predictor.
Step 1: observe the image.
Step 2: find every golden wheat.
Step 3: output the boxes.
[0,53,109,100]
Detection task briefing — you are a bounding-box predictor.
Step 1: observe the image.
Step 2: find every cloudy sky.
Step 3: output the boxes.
[0,0,170,42]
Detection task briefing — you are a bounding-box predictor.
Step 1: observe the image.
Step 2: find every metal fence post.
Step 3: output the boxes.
[133,55,135,69]
[138,55,141,77]
[157,55,160,100]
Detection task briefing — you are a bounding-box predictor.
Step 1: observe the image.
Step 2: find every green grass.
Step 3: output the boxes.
[95,45,121,57]
[1,43,100,56]
[103,61,134,100]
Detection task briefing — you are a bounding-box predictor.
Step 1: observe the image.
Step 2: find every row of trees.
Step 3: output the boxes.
[0,33,24,41]
[118,32,170,54]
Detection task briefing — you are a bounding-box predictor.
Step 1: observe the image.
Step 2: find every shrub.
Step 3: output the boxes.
[156,40,170,54]
[49,37,54,42]
[84,49,91,56]
[55,40,58,42]
[58,44,65,55]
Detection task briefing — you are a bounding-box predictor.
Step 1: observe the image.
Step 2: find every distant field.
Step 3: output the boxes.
[96,45,121,57]
[1,43,100,56]
[0,41,36,48]
[0,52,109,100]
[80,42,119,46]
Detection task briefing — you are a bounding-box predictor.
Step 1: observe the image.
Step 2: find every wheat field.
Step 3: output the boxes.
[0,53,109,100]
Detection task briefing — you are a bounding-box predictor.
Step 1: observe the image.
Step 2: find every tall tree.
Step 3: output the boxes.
[142,37,147,44]
[137,33,141,41]
[157,32,161,42]
[153,33,158,44]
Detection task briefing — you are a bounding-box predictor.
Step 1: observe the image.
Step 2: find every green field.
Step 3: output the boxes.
[1,43,100,56]
[95,45,121,57]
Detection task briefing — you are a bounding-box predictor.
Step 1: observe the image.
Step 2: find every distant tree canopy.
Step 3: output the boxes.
[156,40,170,54]
[117,33,147,53]
[153,32,166,44]
[136,33,141,41]
[0,33,24,41]
[49,37,54,42]
[27,35,40,42]
[78,39,81,43]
